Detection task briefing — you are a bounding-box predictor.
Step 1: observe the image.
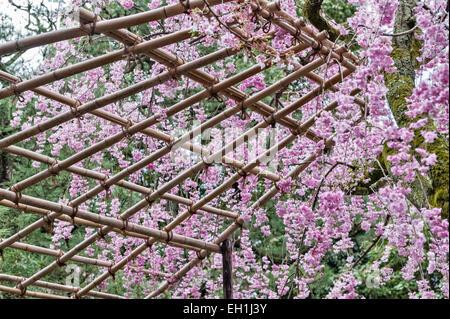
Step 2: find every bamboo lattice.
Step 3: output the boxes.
[0,0,363,299]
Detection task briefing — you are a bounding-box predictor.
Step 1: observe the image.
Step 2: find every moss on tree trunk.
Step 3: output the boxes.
[303,0,449,218]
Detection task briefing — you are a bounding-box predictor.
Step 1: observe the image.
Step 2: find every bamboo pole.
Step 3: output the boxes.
[0,237,112,267]
[0,46,235,150]
[0,29,192,99]
[0,283,70,299]
[0,1,362,296]
[0,274,124,299]
[0,0,234,56]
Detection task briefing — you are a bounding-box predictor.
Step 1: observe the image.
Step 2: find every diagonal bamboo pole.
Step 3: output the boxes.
[0,0,234,56]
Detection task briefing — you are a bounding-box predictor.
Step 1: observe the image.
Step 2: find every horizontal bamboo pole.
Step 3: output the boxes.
[0,198,104,229]
[0,237,112,267]
[78,8,326,144]
[0,274,124,299]
[0,283,69,299]
[0,0,234,56]
[0,189,221,253]
[0,199,208,255]
[0,46,235,150]
[0,29,191,99]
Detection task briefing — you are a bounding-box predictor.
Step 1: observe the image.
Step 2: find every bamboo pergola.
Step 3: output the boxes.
[0,0,363,299]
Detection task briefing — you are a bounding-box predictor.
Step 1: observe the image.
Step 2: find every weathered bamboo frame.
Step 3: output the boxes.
[0,0,362,299]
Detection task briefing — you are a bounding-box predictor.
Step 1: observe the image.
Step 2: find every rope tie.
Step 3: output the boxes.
[100,175,111,199]
[88,14,98,44]
[145,193,155,206]
[121,119,134,142]
[164,229,174,243]
[201,151,213,167]
[206,85,223,103]
[237,169,247,178]
[188,205,197,216]
[42,214,53,233]
[262,11,274,33]
[289,127,300,136]
[16,282,27,297]
[10,78,25,103]
[48,162,59,186]
[239,102,250,120]
[179,0,191,14]
[313,41,323,52]
[165,136,176,151]
[235,217,245,229]
[263,113,276,128]
[69,206,79,224]
[56,255,66,267]
[124,44,138,71]
[168,67,180,81]
[97,228,107,240]
[70,100,83,128]
[250,0,262,23]
[196,250,206,260]
[14,40,20,52]
[108,265,116,281]
[9,185,22,205]
[73,288,81,299]
[118,216,129,231]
